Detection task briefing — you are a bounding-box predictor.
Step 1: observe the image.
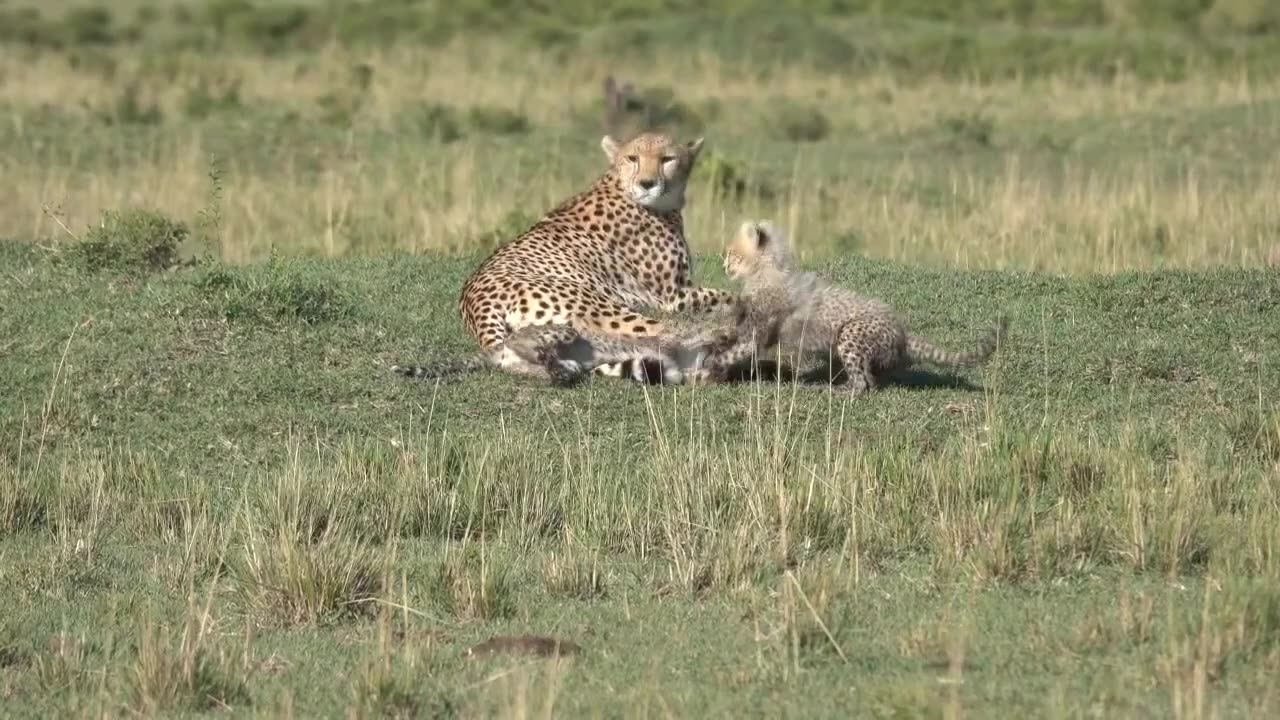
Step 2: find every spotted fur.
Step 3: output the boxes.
[392,312,743,388]
[713,220,1009,393]
[456,132,736,381]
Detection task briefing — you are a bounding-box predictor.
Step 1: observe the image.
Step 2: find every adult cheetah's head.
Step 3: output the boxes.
[724,220,793,279]
[600,132,704,212]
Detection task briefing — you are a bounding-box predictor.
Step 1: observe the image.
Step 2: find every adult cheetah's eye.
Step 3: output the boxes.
[625,154,638,164]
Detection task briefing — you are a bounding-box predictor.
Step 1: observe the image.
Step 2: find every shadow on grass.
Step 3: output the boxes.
[386,357,985,393]
[722,360,984,393]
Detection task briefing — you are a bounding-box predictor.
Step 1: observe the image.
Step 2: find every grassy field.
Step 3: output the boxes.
[3,1,1280,717]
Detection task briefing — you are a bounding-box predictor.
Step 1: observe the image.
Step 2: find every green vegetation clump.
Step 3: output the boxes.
[192,256,356,325]
[465,106,532,136]
[767,105,832,143]
[692,152,776,201]
[68,208,187,276]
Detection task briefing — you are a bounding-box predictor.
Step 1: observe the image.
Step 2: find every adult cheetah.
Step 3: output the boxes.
[710,220,1009,393]
[457,132,735,379]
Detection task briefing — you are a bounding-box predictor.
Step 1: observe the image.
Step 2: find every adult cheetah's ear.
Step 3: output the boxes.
[685,137,705,160]
[601,135,621,162]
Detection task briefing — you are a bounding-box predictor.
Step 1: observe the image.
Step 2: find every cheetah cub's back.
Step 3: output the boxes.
[719,220,1008,393]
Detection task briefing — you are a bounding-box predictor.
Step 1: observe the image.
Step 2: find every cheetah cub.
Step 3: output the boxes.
[714,220,1009,393]
[392,314,741,388]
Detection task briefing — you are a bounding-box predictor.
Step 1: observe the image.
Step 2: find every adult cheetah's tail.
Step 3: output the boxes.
[390,356,490,380]
[906,315,1009,367]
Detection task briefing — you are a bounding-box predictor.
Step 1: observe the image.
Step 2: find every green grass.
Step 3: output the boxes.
[2,239,1279,716]
[3,1,1280,716]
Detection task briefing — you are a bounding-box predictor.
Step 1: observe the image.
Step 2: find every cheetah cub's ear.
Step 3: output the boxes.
[728,220,769,260]
[743,220,772,251]
[685,137,705,160]
[601,135,621,162]
[758,220,785,246]
[743,220,792,266]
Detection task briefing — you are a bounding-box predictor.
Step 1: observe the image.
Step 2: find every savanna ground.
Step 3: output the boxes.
[3,1,1280,717]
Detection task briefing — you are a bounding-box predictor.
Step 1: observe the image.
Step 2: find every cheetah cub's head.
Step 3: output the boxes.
[723,220,793,280]
[601,132,704,212]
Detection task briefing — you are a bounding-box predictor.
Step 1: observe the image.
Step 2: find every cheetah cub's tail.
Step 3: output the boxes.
[591,357,685,385]
[390,356,489,380]
[906,315,1009,367]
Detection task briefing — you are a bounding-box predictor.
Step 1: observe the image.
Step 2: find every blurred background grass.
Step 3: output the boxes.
[2,0,1277,271]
